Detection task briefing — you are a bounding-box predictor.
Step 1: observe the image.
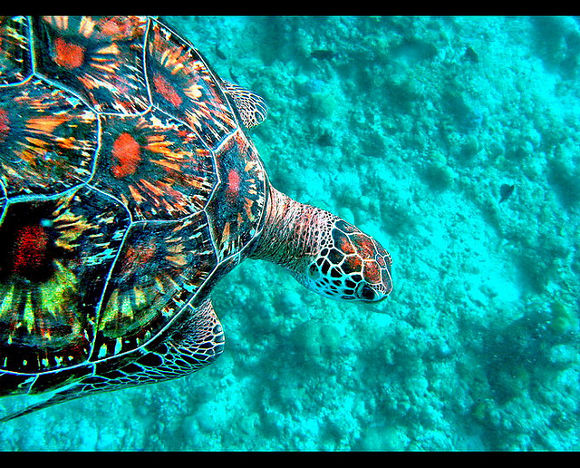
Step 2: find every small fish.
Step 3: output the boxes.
[310,49,337,60]
[499,184,515,203]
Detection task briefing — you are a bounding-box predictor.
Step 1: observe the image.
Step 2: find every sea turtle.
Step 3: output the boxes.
[0,16,392,422]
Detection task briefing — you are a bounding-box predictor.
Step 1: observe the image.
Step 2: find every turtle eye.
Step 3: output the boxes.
[356,283,376,301]
[308,263,319,278]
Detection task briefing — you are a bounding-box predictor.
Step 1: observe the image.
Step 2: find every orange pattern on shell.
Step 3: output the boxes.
[226,169,241,200]
[0,108,9,142]
[153,73,183,108]
[12,225,49,277]
[111,132,142,178]
[53,37,85,69]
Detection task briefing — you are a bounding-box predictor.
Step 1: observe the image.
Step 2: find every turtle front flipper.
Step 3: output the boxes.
[0,299,224,422]
[223,81,268,129]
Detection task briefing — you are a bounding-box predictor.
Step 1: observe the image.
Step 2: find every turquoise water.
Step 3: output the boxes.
[1,15,579,451]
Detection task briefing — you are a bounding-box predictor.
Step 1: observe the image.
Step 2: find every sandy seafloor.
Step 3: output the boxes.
[1,15,579,451]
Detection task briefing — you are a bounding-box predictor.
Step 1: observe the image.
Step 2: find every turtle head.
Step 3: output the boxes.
[301,219,393,303]
[251,187,392,303]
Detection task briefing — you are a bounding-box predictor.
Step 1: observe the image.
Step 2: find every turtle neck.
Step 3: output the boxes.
[248,184,335,270]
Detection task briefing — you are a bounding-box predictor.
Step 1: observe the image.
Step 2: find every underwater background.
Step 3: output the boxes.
[1,15,579,451]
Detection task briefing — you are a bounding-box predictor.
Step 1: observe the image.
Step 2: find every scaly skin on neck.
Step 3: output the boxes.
[249,184,393,303]
[249,185,335,271]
